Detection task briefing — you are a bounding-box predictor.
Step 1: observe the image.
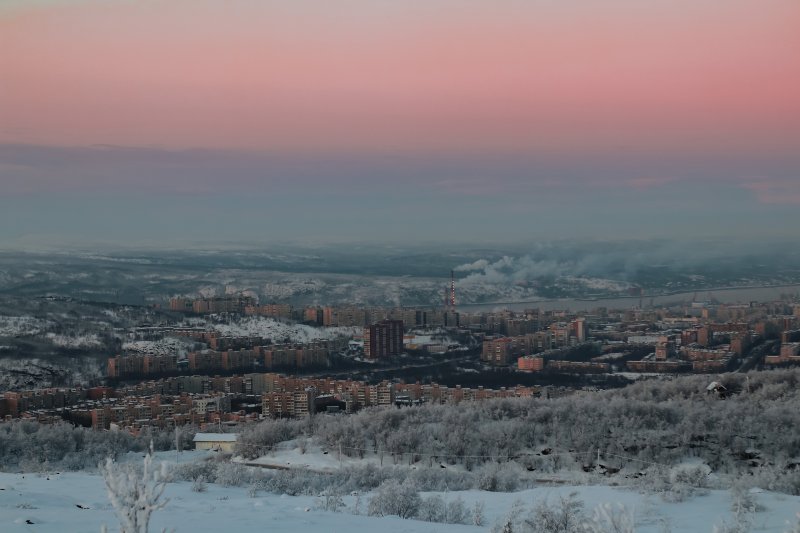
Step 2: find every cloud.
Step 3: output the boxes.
[626,176,679,190]
[741,180,800,205]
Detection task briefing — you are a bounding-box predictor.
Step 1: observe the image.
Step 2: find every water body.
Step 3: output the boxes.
[459,284,800,313]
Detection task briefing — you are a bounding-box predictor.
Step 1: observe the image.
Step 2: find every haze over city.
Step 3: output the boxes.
[2,0,799,247]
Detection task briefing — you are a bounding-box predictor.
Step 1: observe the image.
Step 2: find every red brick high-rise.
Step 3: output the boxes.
[364,320,404,359]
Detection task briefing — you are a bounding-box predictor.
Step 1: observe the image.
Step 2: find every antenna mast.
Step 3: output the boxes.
[450,270,456,310]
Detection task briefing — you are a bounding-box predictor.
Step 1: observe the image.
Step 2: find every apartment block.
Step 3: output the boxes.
[517,355,545,372]
[364,320,404,359]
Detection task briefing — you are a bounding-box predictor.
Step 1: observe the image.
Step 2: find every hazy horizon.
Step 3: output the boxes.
[2,1,798,248]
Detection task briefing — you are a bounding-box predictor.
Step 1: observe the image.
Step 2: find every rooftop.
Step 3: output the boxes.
[193,433,238,442]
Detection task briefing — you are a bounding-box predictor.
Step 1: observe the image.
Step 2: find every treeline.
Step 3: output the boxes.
[4,369,800,497]
[0,420,190,471]
[238,369,800,494]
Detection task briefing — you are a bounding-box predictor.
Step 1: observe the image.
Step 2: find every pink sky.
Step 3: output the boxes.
[2,0,799,154]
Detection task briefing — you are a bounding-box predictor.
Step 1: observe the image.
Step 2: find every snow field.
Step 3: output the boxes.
[1,466,799,532]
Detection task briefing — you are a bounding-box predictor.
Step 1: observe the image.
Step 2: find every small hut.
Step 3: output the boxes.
[193,433,238,452]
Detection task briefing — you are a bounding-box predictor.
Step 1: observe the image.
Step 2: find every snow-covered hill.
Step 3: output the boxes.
[203,316,359,343]
[0,316,54,337]
[122,337,194,358]
[0,357,103,390]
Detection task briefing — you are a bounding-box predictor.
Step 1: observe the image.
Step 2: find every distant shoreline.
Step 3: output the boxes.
[455,282,800,311]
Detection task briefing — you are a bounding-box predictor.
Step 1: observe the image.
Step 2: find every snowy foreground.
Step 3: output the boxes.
[1,468,799,533]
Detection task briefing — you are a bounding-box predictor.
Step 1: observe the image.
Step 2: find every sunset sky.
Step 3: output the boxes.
[1,0,798,247]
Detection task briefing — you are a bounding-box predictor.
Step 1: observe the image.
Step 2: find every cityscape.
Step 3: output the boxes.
[2,0,799,531]
[3,287,800,433]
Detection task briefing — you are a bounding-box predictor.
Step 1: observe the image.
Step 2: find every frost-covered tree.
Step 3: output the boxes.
[367,479,420,519]
[710,485,765,533]
[445,495,468,524]
[100,443,169,533]
[316,488,345,512]
[493,498,526,533]
[582,504,635,533]
[785,512,800,533]
[191,476,207,493]
[523,492,585,533]
[473,500,486,526]
[713,517,751,533]
[418,494,446,522]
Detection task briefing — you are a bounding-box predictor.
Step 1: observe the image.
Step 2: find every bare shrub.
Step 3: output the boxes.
[100,443,169,533]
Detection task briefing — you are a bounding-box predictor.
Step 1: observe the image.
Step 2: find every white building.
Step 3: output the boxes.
[193,433,238,452]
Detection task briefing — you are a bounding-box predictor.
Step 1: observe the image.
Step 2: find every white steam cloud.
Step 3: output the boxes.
[452,240,789,286]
